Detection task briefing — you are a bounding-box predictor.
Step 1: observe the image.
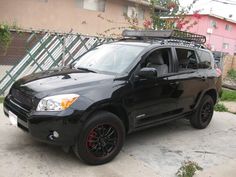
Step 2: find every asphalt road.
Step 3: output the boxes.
[1,104,236,177]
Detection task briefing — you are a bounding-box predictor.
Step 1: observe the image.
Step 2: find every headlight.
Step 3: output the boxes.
[36,94,79,111]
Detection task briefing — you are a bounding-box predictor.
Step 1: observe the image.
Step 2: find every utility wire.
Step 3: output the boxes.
[211,0,236,5]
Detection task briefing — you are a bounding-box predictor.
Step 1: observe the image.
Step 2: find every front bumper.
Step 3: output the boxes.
[4,95,82,146]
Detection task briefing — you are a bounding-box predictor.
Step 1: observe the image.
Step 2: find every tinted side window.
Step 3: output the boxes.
[176,48,198,70]
[141,48,171,76]
[197,50,212,69]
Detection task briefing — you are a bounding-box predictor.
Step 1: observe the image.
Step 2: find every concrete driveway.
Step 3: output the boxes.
[1,104,236,177]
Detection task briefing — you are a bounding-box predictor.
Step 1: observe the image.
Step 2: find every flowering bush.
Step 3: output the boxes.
[143,20,152,29]
[148,0,201,31]
[97,0,200,37]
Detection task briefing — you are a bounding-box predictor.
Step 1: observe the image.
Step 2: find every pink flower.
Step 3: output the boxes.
[176,22,183,30]
[193,10,201,19]
[143,20,152,29]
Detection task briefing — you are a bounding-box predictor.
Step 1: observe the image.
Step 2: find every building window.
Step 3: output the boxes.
[124,6,145,19]
[76,0,106,12]
[223,43,229,49]
[210,20,217,28]
[225,24,232,31]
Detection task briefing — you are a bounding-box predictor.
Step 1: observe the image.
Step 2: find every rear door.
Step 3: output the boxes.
[196,49,220,94]
[173,47,208,113]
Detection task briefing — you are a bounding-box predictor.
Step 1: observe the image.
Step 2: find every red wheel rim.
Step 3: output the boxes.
[86,124,118,157]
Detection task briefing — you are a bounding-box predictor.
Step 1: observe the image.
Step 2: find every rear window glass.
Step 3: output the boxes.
[197,50,213,69]
[176,48,198,70]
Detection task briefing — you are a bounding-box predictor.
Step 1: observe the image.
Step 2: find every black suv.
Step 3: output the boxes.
[4,30,222,165]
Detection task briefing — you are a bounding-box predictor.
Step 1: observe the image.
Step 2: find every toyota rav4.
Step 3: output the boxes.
[4,30,222,165]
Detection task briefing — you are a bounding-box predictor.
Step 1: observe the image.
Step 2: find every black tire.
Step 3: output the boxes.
[190,95,214,129]
[74,111,125,165]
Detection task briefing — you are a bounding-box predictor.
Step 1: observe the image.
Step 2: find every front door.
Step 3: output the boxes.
[125,48,181,128]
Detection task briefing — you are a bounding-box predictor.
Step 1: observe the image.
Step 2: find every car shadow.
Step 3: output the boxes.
[13,118,193,163]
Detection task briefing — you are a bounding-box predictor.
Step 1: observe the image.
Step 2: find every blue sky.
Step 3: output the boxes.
[179,0,236,21]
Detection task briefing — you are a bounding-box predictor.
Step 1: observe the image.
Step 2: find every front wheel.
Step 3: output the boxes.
[190,95,214,129]
[74,111,125,165]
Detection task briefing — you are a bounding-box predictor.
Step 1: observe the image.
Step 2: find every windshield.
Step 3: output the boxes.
[73,44,144,74]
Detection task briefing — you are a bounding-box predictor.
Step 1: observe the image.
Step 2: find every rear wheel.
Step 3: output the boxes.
[190,95,214,129]
[74,111,125,165]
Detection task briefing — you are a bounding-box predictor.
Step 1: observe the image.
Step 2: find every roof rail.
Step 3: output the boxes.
[161,39,207,49]
[122,30,206,44]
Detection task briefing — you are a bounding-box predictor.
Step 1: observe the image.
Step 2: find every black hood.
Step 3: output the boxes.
[12,68,115,98]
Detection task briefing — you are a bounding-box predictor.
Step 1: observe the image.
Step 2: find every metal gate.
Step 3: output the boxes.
[0,30,113,95]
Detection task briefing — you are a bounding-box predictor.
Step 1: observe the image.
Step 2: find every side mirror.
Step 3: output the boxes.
[138,67,157,79]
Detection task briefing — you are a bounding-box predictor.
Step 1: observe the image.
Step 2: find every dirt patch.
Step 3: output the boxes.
[221,101,236,113]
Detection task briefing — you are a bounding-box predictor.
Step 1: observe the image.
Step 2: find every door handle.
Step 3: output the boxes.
[170,81,179,85]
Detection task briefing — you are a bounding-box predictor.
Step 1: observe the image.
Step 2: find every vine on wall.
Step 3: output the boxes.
[0,24,12,51]
[0,23,19,52]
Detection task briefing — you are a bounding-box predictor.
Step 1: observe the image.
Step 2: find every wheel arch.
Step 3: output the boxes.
[204,89,218,104]
[80,103,130,133]
[100,105,129,132]
[194,88,218,110]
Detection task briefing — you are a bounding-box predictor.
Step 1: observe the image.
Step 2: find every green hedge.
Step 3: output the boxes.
[221,89,236,101]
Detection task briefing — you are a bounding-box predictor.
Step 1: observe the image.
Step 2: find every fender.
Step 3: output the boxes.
[78,100,130,132]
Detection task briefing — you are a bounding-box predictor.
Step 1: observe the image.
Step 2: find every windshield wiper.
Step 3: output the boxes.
[76,67,97,73]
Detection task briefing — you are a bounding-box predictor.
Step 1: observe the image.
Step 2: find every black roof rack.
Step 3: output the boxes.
[161,39,207,49]
[122,30,206,44]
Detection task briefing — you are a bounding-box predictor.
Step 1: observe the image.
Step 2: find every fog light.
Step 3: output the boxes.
[53,131,59,138]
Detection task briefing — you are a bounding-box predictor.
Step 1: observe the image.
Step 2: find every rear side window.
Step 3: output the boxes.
[197,50,213,69]
[176,48,198,70]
